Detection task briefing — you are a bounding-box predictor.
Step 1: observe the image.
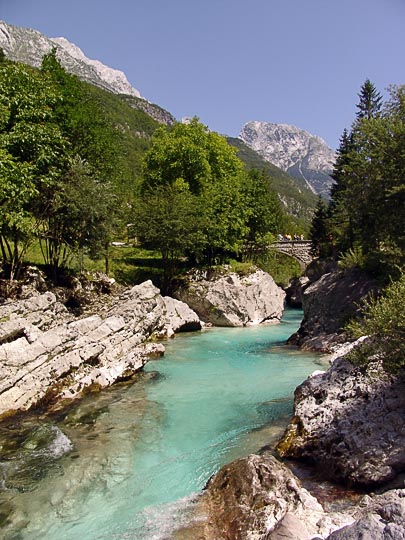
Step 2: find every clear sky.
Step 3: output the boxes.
[1,0,404,149]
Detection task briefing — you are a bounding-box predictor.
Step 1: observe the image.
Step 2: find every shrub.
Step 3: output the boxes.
[338,246,365,270]
[346,272,405,372]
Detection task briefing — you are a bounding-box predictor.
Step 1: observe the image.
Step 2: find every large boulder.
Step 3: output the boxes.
[276,352,405,488]
[288,268,379,351]
[174,268,285,327]
[0,280,201,418]
[162,296,202,336]
[199,453,352,540]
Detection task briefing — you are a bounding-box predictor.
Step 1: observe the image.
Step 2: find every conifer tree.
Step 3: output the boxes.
[355,79,383,120]
[327,129,355,254]
[309,196,331,258]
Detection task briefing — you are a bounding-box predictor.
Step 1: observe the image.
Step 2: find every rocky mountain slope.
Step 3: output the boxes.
[0,20,141,97]
[239,121,336,197]
[0,20,176,126]
[227,137,318,224]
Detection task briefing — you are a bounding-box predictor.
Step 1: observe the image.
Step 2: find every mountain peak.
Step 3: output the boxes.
[239,121,335,197]
[0,20,142,98]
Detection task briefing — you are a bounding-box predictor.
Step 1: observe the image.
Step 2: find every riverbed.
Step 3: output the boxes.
[0,309,325,540]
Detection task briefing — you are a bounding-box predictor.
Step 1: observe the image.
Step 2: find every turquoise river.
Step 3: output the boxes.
[0,309,326,540]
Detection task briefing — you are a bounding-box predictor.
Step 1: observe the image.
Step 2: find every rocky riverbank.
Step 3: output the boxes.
[0,280,201,418]
[182,266,404,540]
[287,267,379,352]
[174,266,285,327]
[0,266,285,419]
[2,265,403,539]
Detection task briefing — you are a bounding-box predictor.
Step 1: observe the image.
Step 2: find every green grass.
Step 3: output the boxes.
[25,240,301,291]
[25,241,165,288]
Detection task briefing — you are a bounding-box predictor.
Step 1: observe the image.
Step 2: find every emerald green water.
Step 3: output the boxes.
[0,309,324,540]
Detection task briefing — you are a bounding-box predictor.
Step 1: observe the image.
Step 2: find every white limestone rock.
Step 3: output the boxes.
[0,281,201,417]
[174,268,285,327]
[277,354,405,487]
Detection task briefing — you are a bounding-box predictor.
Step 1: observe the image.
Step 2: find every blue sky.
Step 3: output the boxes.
[1,0,404,149]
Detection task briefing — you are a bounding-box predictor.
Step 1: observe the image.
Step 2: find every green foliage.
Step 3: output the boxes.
[338,246,365,270]
[0,53,160,283]
[0,58,70,278]
[135,119,287,289]
[346,273,405,372]
[134,179,206,292]
[355,79,383,120]
[257,250,301,287]
[227,136,317,229]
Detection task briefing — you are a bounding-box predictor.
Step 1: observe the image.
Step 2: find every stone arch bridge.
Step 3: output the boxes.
[269,240,314,269]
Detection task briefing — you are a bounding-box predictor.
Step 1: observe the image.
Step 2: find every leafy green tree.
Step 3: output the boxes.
[37,156,119,277]
[134,179,206,292]
[0,149,36,279]
[0,58,70,279]
[242,168,283,260]
[141,118,249,265]
[143,119,212,195]
[38,51,124,278]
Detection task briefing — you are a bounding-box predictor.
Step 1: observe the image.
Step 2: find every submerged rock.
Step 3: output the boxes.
[174,267,285,327]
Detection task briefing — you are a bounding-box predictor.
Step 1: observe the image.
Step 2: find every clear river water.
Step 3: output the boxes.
[0,309,325,540]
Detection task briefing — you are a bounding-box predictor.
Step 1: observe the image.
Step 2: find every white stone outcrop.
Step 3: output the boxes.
[174,268,285,327]
[0,281,201,417]
[277,354,405,488]
[199,453,353,540]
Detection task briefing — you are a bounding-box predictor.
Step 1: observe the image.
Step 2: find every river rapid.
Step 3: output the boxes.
[0,309,326,540]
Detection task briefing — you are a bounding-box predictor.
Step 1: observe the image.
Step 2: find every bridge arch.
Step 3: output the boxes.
[269,241,314,270]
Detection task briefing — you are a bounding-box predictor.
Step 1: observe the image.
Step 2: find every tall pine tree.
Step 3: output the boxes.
[327,129,355,254]
[356,79,383,120]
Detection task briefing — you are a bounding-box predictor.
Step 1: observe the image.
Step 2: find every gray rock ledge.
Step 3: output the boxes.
[288,269,379,352]
[0,280,201,418]
[277,354,405,488]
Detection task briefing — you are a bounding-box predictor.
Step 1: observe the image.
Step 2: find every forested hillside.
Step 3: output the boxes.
[0,49,162,281]
[0,52,296,290]
[227,136,318,226]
